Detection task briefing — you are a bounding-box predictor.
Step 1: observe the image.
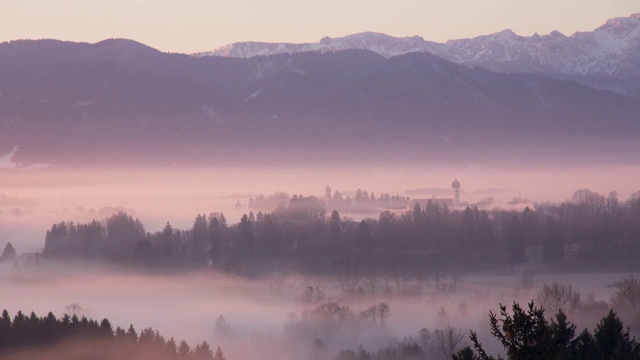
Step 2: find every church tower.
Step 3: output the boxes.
[451,179,460,207]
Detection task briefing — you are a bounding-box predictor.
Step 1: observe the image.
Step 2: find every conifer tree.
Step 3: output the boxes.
[213,346,226,360]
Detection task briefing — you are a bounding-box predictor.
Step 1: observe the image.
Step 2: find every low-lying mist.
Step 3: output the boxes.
[2,163,640,358]
[1,261,637,359]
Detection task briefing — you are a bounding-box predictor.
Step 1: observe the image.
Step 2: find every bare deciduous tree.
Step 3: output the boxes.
[376,302,391,327]
[431,259,447,294]
[386,256,412,293]
[536,282,582,314]
[430,326,466,360]
[451,270,464,293]
[611,275,640,315]
[413,259,431,295]
[418,328,432,353]
[335,255,362,294]
[64,303,89,317]
[362,257,381,295]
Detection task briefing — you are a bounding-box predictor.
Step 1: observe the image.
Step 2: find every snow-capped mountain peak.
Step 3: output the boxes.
[194,32,442,59]
[194,13,640,78]
[597,13,640,37]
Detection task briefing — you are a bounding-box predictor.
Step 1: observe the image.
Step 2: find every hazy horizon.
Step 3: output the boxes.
[2,164,639,254]
[0,1,638,53]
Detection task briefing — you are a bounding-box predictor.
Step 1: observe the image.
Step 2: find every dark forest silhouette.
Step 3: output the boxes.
[41,189,640,275]
[453,302,640,360]
[0,309,224,360]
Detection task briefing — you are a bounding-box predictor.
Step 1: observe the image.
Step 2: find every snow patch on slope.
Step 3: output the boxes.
[0,146,54,170]
[195,14,640,77]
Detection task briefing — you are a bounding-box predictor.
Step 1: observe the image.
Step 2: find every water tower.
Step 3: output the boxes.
[451,179,460,206]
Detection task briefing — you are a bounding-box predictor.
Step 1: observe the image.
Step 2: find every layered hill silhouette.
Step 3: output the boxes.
[1,38,639,166]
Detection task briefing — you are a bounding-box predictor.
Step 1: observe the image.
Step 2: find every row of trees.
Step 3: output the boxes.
[247,189,411,212]
[326,188,411,208]
[42,189,640,273]
[285,301,471,360]
[285,301,392,356]
[334,327,465,360]
[0,309,226,360]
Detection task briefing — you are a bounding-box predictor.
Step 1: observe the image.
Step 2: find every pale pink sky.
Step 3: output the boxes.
[1,0,639,53]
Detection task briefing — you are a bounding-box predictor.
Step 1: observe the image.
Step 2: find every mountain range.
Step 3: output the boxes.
[1,14,639,167]
[200,14,640,76]
[198,14,640,97]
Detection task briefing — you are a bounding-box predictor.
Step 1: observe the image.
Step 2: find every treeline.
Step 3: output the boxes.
[42,189,640,273]
[326,188,410,209]
[247,189,410,214]
[285,301,392,357]
[332,303,640,360]
[0,309,226,360]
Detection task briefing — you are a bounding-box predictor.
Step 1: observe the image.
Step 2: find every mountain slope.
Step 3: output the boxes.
[1,39,639,166]
[198,14,640,79]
